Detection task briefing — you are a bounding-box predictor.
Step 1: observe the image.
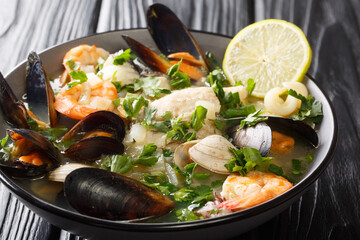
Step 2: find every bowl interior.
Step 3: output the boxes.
[0,29,337,230]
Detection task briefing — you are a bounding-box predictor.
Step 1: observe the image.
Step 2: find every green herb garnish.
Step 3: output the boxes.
[68,71,88,88]
[167,60,191,89]
[288,89,323,123]
[134,77,171,98]
[122,93,148,119]
[190,105,208,131]
[113,49,136,65]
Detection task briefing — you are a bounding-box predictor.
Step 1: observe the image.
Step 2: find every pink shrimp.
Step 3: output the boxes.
[54,73,117,120]
[218,171,293,211]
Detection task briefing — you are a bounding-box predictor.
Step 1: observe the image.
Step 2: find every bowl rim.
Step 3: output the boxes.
[0,29,338,232]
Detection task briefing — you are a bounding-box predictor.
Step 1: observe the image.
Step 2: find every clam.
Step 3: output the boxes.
[0,128,59,177]
[174,135,233,175]
[48,163,91,182]
[63,111,126,162]
[64,168,174,220]
[227,116,319,156]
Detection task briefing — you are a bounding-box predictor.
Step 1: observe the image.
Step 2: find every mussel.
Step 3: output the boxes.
[147,3,210,71]
[64,168,174,220]
[0,52,57,129]
[0,72,29,128]
[0,128,59,177]
[63,111,126,162]
[26,51,57,127]
[123,4,209,81]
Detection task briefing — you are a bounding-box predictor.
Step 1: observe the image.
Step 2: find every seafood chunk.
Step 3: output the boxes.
[54,73,117,120]
[26,51,57,127]
[150,87,220,122]
[0,129,59,177]
[64,168,174,220]
[62,111,125,162]
[219,171,293,211]
[63,44,109,74]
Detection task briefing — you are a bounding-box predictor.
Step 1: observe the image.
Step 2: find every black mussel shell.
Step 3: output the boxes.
[65,137,124,162]
[64,168,174,220]
[122,35,173,74]
[26,51,57,127]
[0,72,29,128]
[147,3,210,70]
[0,128,59,177]
[62,111,125,142]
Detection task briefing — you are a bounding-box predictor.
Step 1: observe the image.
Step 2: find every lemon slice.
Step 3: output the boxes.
[223,19,312,98]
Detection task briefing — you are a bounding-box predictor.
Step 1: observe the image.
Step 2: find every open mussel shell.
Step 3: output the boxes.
[65,137,124,162]
[63,111,126,162]
[147,3,210,70]
[62,110,125,142]
[64,168,174,220]
[122,35,172,74]
[26,51,57,127]
[0,72,29,128]
[0,128,59,177]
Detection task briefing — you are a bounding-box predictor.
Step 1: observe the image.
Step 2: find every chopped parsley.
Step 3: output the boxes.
[288,89,323,123]
[167,60,191,89]
[67,71,88,89]
[113,49,136,65]
[225,147,273,176]
[246,78,255,95]
[292,159,302,175]
[239,109,267,129]
[122,93,149,119]
[190,105,208,131]
[64,59,79,71]
[0,135,12,161]
[173,163,197,186]
[100,143,159,174]
[134,77,171,98]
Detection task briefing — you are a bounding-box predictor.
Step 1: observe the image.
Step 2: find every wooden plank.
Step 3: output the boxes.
[0,0,101,239]
[96,0,251,36]
[254,0,360,239]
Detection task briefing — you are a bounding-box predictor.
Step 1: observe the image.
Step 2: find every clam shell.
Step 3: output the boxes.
[188,135,234,174]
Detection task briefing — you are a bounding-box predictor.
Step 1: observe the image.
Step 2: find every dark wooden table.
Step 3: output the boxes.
[0,0,359,239]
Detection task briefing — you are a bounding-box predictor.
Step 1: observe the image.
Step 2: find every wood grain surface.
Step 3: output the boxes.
[0,0,358,239]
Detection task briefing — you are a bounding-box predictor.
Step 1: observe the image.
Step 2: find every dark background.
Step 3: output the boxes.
[0,0,359,239]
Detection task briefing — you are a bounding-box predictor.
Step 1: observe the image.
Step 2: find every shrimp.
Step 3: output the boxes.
[271,131,295,153]
[264,82,308,117]
[218,171,293,211]
[54,73,117,120]
[63,44,110,74]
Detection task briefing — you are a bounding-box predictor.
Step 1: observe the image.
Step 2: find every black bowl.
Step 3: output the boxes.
[0,29,338,240]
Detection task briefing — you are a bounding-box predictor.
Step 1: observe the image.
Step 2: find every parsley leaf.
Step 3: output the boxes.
[239,109,267,129]
[65,59,79,71]
[101,144,159,174]
[0,135,12,161]
[176,208,200,222]
[268,164,284,176]
[141,173,178,195]
[122,93,148,119]
[225,147,273,176]
[173,162,197,186]
[288,89,323,123]
[190,105,208,131]
[134,77,171,98]
[113,49,136,65]
[246,78,255,95]
[68,71,88,88]
[167,60,191,89]
[292,159,303,175]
